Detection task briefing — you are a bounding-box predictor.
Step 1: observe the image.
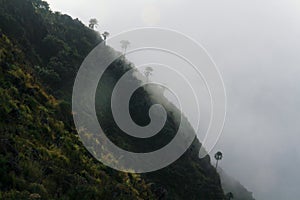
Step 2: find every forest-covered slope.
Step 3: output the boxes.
[0,0,226,199]
[219,168,255,200]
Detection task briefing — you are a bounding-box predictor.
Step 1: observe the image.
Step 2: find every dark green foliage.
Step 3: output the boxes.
[0,0,226,199]
[0,0,101,95]
[0,33,155,200]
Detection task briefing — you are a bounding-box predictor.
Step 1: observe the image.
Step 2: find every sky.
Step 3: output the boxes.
[47,0,300,199]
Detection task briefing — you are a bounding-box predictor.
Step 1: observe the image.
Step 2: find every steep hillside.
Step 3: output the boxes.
[0,31,157,200]
[0,0,226,199]
[219,168,255,200]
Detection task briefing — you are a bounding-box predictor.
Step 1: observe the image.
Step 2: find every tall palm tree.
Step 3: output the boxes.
[120,40,130,54]
[102,31,110,40]
[144,67,153,82]
[89,18,98,29]
[102,31,110,45]
[214,151,223,169]
[226,192,234,200]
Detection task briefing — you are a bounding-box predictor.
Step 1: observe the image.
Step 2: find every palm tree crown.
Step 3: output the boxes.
[102,31,110,40]
[214,151,223,169]
[120,40,130,54]
[226,192,234,200]
[89,18,98,29]
[144,67,153,82]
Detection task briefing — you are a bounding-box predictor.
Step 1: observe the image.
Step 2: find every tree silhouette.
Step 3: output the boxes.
[120,40,130,54]
[214,151,223,169]
[89,18,98,29]
[102,31,110,40]
[144,67,153,82]
[102,31,110,45]
[226,192,234,200]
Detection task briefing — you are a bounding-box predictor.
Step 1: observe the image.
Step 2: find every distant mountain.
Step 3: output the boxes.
[219,168,255,200]
[0,0,226,199]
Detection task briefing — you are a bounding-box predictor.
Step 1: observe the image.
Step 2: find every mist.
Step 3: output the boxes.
[47,0,300,199]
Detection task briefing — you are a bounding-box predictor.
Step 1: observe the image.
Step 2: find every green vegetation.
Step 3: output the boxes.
[0,31,155,200]
[0,0,226,199]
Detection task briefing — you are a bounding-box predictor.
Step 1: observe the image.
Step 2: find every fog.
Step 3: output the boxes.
[47,0,300,199]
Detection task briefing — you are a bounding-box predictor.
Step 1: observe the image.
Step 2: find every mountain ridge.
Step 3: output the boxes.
[0,0,250,199]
